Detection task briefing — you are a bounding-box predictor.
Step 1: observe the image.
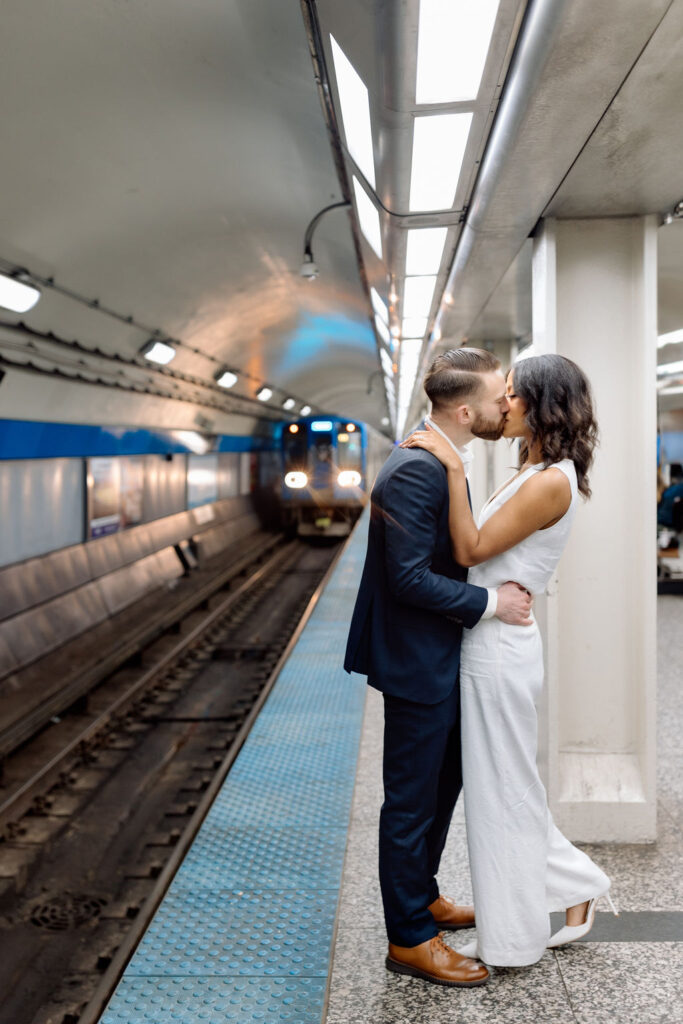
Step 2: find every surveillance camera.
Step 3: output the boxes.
[300,254,318,280]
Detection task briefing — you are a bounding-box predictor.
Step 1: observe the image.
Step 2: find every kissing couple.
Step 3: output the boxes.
[345,347,616,987]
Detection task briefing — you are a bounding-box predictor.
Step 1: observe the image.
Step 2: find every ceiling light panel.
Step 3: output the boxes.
[0,273,40,313]
[405,227,448,276]
[397,338,424,431]
[353,177,383,258]
[142,340,176,365]
[402,317,428,338]
[403,276,437,319]
[371,287,389,324]
[330,35,376,188]
[658,329,683,349]
[657,360,683,377]
[409,113,473,211]
[416,0,501,103]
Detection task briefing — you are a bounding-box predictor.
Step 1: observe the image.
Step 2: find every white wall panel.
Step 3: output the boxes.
[142,454,187,522]
[218,453,241,499]
[0,459,83,567]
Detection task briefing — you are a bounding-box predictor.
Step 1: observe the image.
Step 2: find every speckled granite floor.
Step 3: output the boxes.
[325,596,683,1024]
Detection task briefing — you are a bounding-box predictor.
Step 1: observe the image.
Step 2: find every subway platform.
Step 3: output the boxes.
[101,512,682,1024]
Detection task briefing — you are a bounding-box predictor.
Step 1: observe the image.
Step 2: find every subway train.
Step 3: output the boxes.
[280,415,386,537]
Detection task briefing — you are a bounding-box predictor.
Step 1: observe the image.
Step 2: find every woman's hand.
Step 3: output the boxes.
[399,424,463,472]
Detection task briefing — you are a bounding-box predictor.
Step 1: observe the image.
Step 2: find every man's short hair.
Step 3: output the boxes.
[423,347,501,410]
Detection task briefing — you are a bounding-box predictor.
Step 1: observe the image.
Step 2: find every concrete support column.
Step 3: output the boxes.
[532,217,658,843]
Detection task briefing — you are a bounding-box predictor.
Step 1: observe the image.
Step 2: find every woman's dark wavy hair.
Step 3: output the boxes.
[512,354,598,499]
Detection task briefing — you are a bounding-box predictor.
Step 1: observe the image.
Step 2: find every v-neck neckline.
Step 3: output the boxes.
[483,463,543,510]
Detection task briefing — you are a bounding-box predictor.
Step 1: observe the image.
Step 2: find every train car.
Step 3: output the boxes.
[280,415,368,537]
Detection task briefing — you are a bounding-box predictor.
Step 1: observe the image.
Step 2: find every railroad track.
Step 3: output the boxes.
[0,536,344,1024]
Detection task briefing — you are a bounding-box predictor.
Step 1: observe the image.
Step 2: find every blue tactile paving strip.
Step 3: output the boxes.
[101,513,369,1024]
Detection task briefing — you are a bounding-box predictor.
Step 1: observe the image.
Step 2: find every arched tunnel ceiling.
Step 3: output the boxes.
[0,0,384,434]
[1,0,683,437]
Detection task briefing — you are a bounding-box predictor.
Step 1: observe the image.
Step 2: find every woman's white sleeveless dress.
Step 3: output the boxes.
[460,459,609,966]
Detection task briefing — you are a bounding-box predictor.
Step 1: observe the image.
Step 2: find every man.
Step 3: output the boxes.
[344,348,532,988]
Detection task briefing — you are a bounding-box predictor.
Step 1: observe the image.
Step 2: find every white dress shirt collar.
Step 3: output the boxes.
[424,414,474,477]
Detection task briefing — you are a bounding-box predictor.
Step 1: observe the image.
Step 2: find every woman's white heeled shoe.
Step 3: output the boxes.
[547,890,618,949]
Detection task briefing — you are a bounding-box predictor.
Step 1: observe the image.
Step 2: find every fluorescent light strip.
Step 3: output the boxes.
[403,276,437,320]
[353,177,383,259]
[658,328,683,349]
[397,339,423,434]
[371,287,389,324]
[406,228,448,276]
[0,272,41,313]
[402,317,428,338]
[657,360,683,377]
[380,348,394,376]
[330,35,376,188]
[416,0,500,103]
[375,313,390,345]
[659,385,683,396]
[409,113,473,211]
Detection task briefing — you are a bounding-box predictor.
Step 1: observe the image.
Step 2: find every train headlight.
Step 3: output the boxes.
[285,471,308,489]
[338,470,361,487]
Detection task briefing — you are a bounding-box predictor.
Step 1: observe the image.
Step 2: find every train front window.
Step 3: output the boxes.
[284,425,308,471]
[313,432,333,463]
[337,429,361,470]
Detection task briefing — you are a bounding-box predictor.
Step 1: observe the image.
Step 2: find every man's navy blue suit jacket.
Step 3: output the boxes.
[344,438,489,705]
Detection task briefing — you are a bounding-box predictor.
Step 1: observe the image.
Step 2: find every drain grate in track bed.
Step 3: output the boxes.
[30,893,108,930]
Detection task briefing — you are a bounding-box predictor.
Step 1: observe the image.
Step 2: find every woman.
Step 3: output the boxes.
[400,353,616,967]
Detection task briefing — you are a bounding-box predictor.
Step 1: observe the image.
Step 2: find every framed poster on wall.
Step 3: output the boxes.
[87,457,121,538]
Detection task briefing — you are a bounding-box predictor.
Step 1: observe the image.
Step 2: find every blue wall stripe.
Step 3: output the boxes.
[0,419,278,459]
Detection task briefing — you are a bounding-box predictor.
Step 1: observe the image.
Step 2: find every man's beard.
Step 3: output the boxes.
[471,410,506,441]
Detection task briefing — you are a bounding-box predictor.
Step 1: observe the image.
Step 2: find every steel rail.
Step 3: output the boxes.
[77,522,354,1024]
[0,539,297,827]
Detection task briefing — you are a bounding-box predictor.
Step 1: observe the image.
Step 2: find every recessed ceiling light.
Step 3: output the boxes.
[416,0,500,103]
[409,113,473,211]
[0,272,41,313]
[371,287,389,324]
[402,317,428,338]
[141,339,176,365]
[215,369,238,388]
[353,177,383,259]
[300,405,311,416]
[283,397,296,410]
[403,276,437,320]
[257,386,273,401]
[330,35,376,188]
[406,228,448,276]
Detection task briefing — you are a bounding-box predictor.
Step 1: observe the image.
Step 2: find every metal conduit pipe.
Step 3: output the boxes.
[435,0,570,337]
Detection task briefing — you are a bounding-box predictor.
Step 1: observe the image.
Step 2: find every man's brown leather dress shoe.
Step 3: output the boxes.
[386,933,488,987]
[428,894,476,931]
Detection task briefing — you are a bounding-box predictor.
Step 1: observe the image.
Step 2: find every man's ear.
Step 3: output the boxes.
[454,403,471,425]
